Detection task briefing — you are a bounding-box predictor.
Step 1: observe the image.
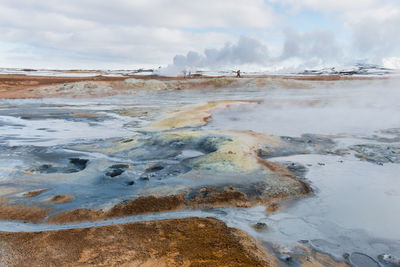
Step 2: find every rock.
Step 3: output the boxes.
[106,168,125,177]
[283,162,308,178]
[110,164,130,169]
[261,134,337,159]
[350,144,400,164]
[31,158,88,174]
[278,253,293,262]
[145,163,164,172]
[139,176,149,181]
[252,222,268,230]
[378,254,400,266]
[69,158,88,170]
[32,164,56,173]
[105,164,130,177]
[298,240,309,244]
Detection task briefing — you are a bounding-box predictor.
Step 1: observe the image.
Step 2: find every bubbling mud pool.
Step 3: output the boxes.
[1,77,400,266]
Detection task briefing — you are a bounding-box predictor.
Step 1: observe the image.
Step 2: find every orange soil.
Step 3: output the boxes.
[0,217,279,266]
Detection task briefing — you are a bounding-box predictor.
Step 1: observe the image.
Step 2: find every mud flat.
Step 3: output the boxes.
[1,74,399,266]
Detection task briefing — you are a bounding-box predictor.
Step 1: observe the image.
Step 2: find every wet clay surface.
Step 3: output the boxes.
[1,75,399,266]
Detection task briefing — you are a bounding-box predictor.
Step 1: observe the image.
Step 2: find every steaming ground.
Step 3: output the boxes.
[0,74,400,266]
[205,79,400,136]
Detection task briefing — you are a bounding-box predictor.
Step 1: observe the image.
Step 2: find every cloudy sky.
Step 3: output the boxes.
[0,0,399,70]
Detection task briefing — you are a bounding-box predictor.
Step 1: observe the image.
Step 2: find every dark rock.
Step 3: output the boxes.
[106,169,125,178]
[139,176,149,181]
[284,162,308,178]
[260,134,338,159]
[69,158,88,170]
[110,164,130,169]
[350,144,400,164]
[105,164,130,177]
[32,164,59,174]
[196,136,227,153]
[145,163,164,172]
[278,253,293,262]
[170,141,186,149]
[252,222,268,230]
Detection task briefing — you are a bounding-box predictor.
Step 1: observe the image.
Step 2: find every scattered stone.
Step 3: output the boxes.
[252,222,268,230]
[378,253,400,266]
[278,253,293,262]
[350,144,400,164]
[125,181,135,186]
[139,176,149,181]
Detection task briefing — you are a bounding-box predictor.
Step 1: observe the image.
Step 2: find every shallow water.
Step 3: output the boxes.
[266,154,400,258]
[1,79,400,265]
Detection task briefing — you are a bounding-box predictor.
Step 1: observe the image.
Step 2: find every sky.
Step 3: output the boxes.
[0,0,400,71]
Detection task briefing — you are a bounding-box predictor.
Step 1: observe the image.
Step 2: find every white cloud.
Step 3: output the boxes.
[280,28,342,61]
[346,6,400,62]
[1,0,275,29]
[0,0,277,68]
[271,0,400,61]
[269,0,383,14]
[0,0,399,70]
